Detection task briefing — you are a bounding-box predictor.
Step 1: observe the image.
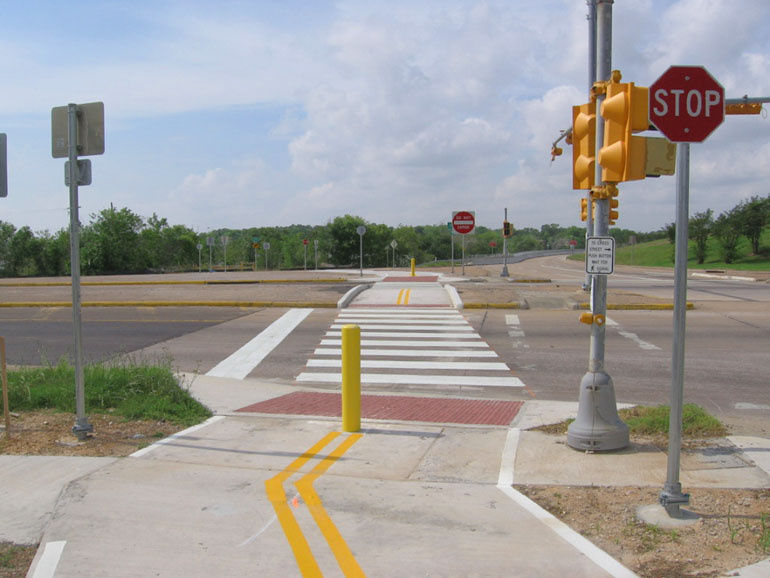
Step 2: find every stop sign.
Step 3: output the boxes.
[649,66,724,143]
[452,211,475,235]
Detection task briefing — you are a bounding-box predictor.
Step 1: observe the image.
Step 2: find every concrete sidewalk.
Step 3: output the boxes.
[18,374,770,578]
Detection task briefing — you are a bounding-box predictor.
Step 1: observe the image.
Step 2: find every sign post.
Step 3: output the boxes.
[52,102,105,441]
[356,226,366,277]
[649,65,725,519]
[452,211,475,276]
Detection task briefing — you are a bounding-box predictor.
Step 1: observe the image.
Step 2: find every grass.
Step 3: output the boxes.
[542,403,727,438]
[569,227,770,270]
[5,357,211,426]
[618,404,727,438]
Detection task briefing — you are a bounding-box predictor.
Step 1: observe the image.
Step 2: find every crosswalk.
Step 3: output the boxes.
[296,307,524,389]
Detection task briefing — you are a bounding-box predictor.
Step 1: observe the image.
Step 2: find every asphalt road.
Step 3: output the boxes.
[2,260,767,435]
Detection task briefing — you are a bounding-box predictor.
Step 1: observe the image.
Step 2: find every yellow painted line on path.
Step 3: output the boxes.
[295,434,365,577]
[396,289,411,305]
[265,432,340,577]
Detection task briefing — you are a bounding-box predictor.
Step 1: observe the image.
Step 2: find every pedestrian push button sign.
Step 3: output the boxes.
[586,236,615,275]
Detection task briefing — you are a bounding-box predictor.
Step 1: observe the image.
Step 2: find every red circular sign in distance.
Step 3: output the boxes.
[452,211,475,235]
[649,66,724,143]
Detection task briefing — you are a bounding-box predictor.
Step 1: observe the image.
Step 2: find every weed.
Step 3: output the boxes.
[3,356,211,426]
[757,513,770,554]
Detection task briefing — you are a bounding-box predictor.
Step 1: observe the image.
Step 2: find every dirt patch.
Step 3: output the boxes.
[0,410,186,457]
[517,484,770,578]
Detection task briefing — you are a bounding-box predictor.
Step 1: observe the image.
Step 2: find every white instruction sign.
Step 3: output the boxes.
[586,236,615,275]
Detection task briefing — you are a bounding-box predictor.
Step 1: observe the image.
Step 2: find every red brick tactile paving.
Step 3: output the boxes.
[382,276,439,282]
[236,392,523,426]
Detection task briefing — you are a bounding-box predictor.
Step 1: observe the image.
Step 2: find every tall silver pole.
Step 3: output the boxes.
[501,207,510,277]
[68,104,92,441]
[583,0,597,291]
[567,0,628,452]
[660,143,691,516]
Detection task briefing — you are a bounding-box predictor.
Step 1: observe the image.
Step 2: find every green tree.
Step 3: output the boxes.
[712,207,743,264]
[7,226,37,276]
[0,221,16,276]
[328,215,367,266]
[82,206,146,274]
[738,195,769,255]
[688,209,713,264]
[34,229,70,276]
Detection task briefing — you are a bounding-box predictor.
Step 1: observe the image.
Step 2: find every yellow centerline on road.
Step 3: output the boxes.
[396,289,411,305]
[265,431,365,577]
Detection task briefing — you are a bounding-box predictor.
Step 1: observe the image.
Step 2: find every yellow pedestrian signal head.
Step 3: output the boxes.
[599,80,649,183]
[502,221,514,238]
[609,198,619,225]
[580,198,592,222]
[572,102,596,190]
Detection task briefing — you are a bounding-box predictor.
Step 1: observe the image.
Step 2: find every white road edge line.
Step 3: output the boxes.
[496,428,639,578]
[30,540,66,578]
[207,308,313,379]
[130,416,226,458]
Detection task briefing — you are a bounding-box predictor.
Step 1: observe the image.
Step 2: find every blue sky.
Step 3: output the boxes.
[1,0,769,235]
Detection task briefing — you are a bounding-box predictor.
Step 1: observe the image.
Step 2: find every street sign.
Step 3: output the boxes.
[649,66,725,143]
[51,102,105,158]
[303,239,309,245]
[452,211,475,235]
[356,226,366,236]
[64,160,92,186]
[585,236,615,275]
[206,237,215,246]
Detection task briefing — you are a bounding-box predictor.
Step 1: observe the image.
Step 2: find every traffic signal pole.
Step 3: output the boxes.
[583,0,597,292]
[567,0,629,452]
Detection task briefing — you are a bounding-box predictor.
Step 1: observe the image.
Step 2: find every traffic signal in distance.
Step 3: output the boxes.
[599,81,649,183]
[502,221,513,238]
[572,102,596,190]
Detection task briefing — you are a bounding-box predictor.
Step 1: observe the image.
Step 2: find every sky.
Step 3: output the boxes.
[0,0,768,235]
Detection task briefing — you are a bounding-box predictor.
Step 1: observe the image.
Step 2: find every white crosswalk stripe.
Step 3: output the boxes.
[296,307,524,388]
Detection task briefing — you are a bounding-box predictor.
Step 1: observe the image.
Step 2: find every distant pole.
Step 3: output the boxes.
[501,207,510,277]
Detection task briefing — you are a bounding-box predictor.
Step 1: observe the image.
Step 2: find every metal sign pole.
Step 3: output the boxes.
[501,208,510,277]
[660,142,691,516]
[67,104,92,441]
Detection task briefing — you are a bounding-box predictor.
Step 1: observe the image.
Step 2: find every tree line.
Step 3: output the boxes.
[663,195,770,264]
[1,205,670,277]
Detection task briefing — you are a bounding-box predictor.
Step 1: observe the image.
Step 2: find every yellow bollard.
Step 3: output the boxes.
[341,324,361,432]
[410,257,416,277]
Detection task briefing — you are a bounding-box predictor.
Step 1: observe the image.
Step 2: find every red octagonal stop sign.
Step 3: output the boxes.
[649,66,724,143]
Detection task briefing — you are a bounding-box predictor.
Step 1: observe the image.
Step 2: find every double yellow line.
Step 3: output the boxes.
[265,431,365,577]
[396,288,411,305]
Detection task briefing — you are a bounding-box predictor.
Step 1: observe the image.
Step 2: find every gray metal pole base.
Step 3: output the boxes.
[500,265,509,277]
[72,419,94,441]
[567,371,629,451]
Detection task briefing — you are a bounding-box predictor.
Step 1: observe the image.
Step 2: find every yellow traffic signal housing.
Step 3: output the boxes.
[580,198,592,222]
[609,198,619,225]
[572,102,596,190]
[502,221,514,238]
[599,81,649,183]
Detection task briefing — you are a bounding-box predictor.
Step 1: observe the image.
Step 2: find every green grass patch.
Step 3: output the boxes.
[618,404,727,438]
[5,357,211,426]
[570,232,770,271]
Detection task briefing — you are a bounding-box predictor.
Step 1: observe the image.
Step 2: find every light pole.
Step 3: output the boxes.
[357,226,366,276]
